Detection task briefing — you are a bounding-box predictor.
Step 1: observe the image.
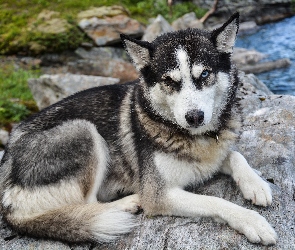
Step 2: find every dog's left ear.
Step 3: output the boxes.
[120,34,153,71]
[211,12,239,54]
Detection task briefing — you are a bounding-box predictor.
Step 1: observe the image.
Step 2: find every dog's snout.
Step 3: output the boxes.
[185,110,204,127]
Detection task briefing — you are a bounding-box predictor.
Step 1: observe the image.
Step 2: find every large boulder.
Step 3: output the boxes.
[193,0,294,26]
[68,47,138,83]
[77,5,129,20]
[31,10,72,35]
[78,6,145,46]
[1,73,294,249]
[238,58,291,74]
[25,10,82,54]
[233,48,291,74]
[142,15,174,42]
[172,12,204,31]
[239,72,273,96]
[233,48,266,67]
[27,74,120,110]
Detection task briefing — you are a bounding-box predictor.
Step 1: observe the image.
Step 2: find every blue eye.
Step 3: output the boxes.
[201,70,209,78]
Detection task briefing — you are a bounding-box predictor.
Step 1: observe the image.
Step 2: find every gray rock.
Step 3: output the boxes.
[233,48,266,67]
[75,47,130,61]
[239,58,291,74]
[194,0,294,27]
[172,12,204,30]
[1,74,294,248]
[239,72,273,96]
[67,59,138,83]
[77,6,129,20]
[142,15,174,42]
[233,48,291,74]
[28,10,72,35]
[72,46,138,83]
[0,130,9,147]
[78,15,145,46]
[28,74,120,110]
[238,21,259,35]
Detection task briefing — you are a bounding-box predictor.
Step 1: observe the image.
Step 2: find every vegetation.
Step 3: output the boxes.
[0,62,40,128]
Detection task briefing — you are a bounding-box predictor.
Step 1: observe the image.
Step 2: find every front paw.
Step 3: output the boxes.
[227,208,277,245]
[235,171,272,206]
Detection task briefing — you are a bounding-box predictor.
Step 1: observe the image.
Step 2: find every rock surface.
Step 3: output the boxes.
[75,47,130,61]
[0,130,9,147]
[77,6,129,20]
[238,21,259,35]
[172,12,204,30]
[26,10,75,54]
[142,15,174,42]
[233,48,266,67]
[27,74,120,110]
[68,47,138,82]
[239,72,273,96]
[193,0,294,26]
[79,14,145,46]
[233,48,291,74]
[1,74,295,249]
[239,58,291,74]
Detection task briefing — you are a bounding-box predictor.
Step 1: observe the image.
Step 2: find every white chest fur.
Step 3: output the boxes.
[154,152,221,188]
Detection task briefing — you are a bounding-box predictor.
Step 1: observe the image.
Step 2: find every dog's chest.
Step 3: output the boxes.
[153,150,223,188]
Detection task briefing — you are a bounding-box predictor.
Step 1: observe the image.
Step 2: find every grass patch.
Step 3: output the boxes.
[128,0,207,23]
[0,62,40,127]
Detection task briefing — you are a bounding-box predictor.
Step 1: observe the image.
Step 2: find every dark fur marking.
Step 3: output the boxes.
[9,124,95,187]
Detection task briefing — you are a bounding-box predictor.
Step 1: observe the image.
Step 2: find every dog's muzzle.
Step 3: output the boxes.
[185,109,204,127]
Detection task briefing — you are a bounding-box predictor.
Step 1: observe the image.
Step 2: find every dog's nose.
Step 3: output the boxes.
[185,110,204,127]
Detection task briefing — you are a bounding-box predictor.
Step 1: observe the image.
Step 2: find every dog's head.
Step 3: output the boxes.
[121,13,239,135]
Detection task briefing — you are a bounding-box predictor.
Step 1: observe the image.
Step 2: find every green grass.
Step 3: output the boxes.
[0,62,40,127]
[128,0,206,23]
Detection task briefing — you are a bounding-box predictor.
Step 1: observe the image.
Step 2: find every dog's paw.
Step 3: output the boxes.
[228,208,277,246]
[113,194,141,214]
[235,170,272,206]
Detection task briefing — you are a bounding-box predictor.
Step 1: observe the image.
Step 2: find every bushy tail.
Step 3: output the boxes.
[5,203,138,243]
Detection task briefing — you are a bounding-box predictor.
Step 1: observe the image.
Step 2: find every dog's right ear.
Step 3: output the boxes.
[120,34,153,71]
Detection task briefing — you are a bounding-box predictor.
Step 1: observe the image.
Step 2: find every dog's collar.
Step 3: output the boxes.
[204,131,219,144]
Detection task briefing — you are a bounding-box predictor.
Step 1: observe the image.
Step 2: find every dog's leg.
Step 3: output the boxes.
[220,151,272,206]
[108,194,140,213]
[164,188,277,245]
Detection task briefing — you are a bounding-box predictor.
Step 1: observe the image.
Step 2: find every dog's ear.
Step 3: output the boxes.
[120,34,153,71]
[211,12,239,54]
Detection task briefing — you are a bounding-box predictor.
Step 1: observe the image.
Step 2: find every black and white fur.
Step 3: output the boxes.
[0,13,277,245]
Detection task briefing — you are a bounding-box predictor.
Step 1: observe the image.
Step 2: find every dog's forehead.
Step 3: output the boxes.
[152,30,219,72]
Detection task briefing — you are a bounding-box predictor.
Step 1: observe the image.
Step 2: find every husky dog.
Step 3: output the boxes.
[0,13,277,245]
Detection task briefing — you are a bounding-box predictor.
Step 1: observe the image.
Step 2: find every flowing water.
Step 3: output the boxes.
[236,15,295,95]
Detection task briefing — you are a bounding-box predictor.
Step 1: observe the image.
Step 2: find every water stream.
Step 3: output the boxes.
[236,15,295,95]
